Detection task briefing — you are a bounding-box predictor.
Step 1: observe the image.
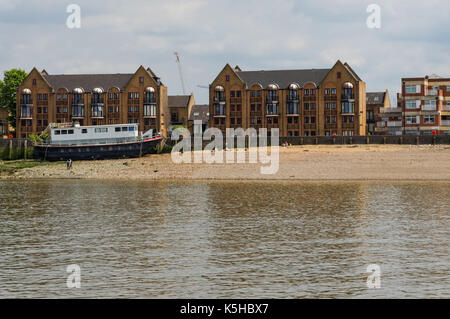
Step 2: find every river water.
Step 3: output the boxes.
[0,180,448,298]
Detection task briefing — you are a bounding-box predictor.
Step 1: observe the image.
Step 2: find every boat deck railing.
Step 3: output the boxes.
[35,137,143,146]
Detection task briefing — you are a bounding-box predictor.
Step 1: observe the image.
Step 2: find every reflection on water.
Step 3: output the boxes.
[0,180,448,298]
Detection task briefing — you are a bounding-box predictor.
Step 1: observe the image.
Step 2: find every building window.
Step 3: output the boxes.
[226,75,230,81]
[406,116,418,124]
[406,100,420,109]
[331,88,337,95]
[304,89,309,96]
[424,115,435,124]
[33,79,36,85]
[405,85,419,94]
[337,72,341,79]
[342,102,354,113]
[325,89,330,95]
[139,77,144,83]
[171,112,178,123]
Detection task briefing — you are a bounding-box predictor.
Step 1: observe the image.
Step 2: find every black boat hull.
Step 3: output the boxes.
[34,137,163,161]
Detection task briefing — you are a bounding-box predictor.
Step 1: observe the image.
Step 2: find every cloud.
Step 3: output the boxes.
[0,0,449,104]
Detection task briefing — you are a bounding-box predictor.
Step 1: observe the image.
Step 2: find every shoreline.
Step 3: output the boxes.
[4,144,450,181]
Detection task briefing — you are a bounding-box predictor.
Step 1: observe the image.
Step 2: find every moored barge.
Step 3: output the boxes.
[34,123,163,161]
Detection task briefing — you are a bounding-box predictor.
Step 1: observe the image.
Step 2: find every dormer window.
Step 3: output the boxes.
[145,87,155,103]
[214,85,225,102]
[288,84,299,101]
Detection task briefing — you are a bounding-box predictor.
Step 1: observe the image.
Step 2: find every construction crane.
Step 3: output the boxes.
[174,52,186,95]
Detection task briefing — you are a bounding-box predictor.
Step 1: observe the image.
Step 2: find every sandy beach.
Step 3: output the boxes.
[4,144,450,181]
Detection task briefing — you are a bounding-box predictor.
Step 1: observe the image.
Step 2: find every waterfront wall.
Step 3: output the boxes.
[166,134,450,149]
[0,139,33,160]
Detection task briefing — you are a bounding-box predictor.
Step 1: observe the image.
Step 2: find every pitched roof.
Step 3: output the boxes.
[43,73,135,92]
[366,92,386,105]
[235,68,330,88]
[168,95,190,108]
[189,104,209,123]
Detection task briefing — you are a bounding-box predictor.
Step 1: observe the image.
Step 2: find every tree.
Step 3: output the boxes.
[0,69,28,131]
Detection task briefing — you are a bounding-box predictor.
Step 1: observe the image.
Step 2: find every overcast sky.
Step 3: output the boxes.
[0,0,449,104]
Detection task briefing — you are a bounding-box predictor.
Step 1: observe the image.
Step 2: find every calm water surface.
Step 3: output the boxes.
[0,180,448,298]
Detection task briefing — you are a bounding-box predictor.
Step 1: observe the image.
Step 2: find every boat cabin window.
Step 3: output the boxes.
[115,127,121,132]
[55,130,60,135]
[122,127,128,132]
[61,130,68,135]
[94,128,108,133]
[128,126,135,131]
[82,129,88,133]
[68,130,74,134]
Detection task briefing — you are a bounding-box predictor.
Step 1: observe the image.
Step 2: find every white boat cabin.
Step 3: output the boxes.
[45,123,142,145]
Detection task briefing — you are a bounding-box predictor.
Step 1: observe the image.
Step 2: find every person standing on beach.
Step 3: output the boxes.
[66,159,70,170]
[69,159,73,169]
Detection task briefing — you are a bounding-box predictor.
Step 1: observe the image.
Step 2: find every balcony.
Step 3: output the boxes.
[387,121,402,127]
[426,89,438,96]
[20,105,33,119]
[144,104,156,118]
[71,104,84,118]
[341,93,355,101]
[91,106,104,119]
[266,96,279,103]
[441,120,450,126]
[422,104,437,111]
[144,98,156,105]
[286,95,299,103]
[213,96,226,104]
[441,105,450,111]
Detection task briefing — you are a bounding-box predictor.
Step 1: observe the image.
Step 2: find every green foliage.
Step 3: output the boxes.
[154,139,172,154]
[0,160,53,175]
[28,132,49,144]
[0,69,28,130]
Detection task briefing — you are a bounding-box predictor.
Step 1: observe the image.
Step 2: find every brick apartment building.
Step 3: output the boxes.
[16,66,170,138]
[208,60,366,136]
[366,90,390,135]
[168,93,195,132]
[396,75,450,135]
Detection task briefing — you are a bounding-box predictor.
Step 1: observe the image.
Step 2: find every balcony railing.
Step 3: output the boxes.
[91,107,104,118]
[426,89,438,96]
[387,121,402,127]
[441,105,450,111]
[423,104,437,111]
[341,94,355,101]
[441,120,450,126]
[144,98,156,104]
[266,96,279,103]
[213,97,225,103]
